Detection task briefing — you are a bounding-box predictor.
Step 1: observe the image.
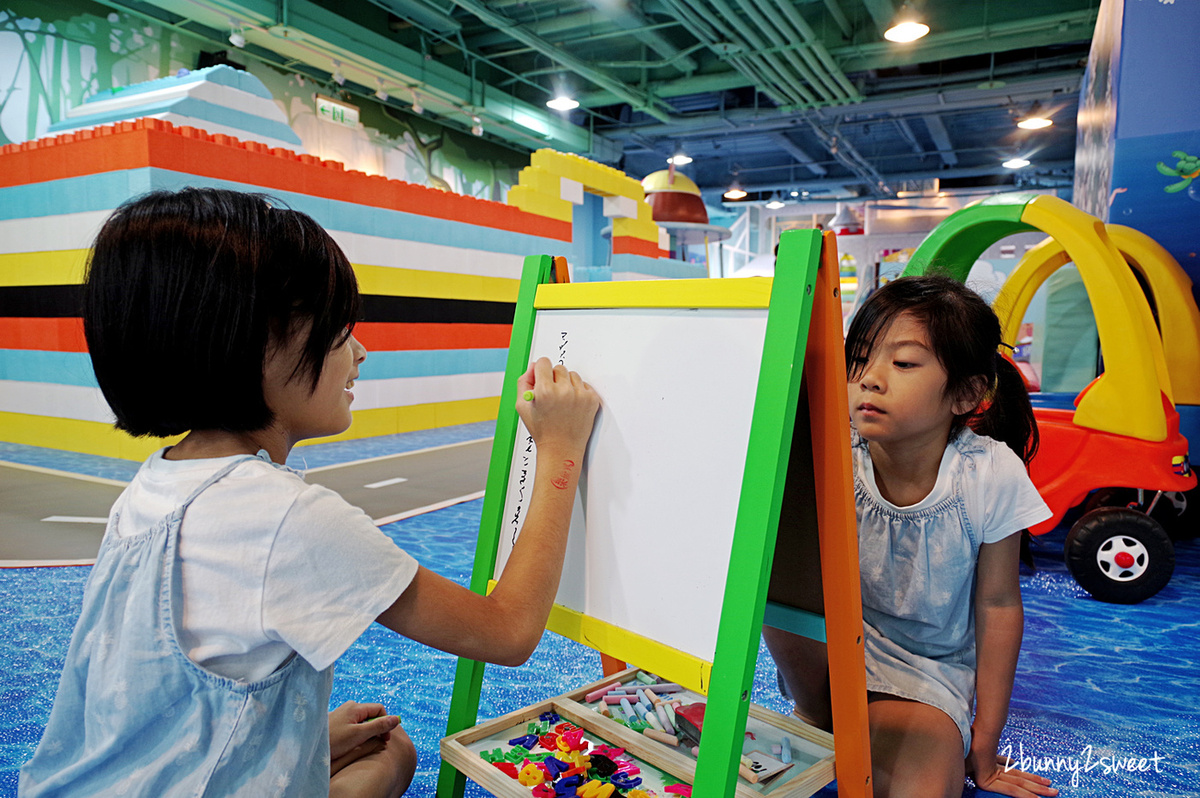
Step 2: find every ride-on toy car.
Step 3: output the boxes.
[905,193,1196,603]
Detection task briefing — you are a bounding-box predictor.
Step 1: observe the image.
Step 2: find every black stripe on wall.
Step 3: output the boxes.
[0,285,82,317]
[0,286,516,325]
[360,295,516,325]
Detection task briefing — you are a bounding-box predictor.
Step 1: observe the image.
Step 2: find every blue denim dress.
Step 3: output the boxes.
[855,431,984,757]
[20,455,334,797]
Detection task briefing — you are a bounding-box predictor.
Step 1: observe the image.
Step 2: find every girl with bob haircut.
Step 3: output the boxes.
[21,187,600,798]
[765,275,1059,798]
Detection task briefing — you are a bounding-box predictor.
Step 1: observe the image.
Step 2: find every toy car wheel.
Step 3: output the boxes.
[1083,486,1195,539]
[1065,508,1175,604]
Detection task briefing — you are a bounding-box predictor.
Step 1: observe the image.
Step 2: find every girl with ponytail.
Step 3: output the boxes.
[765,275,1058,798]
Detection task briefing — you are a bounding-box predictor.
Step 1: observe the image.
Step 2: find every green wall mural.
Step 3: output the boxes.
[0,0,524,197]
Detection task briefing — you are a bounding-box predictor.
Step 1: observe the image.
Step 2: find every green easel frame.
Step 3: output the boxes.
[438,229,860,798]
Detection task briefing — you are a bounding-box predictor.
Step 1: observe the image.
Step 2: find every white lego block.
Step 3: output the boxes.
[560,177,584,205]
[603,194,638,219]
[658,226,671,251]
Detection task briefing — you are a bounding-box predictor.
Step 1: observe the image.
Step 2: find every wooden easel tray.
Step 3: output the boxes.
[441,668,835,797]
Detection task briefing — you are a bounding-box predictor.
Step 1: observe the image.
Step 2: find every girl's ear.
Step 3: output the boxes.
[952,375,990,416]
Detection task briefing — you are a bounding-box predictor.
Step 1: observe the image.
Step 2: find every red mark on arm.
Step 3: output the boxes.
[550,459,575,490]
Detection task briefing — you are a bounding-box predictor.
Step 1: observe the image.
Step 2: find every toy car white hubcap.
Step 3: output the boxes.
[1096,535,1150,582]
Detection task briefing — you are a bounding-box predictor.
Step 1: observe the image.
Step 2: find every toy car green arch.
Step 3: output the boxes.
[903,193,1195,603]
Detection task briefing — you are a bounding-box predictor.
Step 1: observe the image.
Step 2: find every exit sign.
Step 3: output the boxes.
[316,95,359,127]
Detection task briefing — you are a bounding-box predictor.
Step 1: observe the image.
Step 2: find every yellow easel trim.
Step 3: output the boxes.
[352,263,519,303]
[0,250,89,286]
[1,397,500,461]
[486,580,713,695]
[534,276,773,310]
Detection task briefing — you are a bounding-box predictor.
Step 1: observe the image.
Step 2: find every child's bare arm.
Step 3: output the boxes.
[376,358,599,665]
[969,533,1057,797]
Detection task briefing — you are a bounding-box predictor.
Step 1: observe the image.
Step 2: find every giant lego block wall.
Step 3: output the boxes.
[0,119,682,460]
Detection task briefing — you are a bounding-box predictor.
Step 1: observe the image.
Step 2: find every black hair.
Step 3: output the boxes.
[82,187,360,438]
[845,274,1039,465]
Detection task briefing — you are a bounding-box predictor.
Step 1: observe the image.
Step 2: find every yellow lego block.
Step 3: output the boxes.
[508,184,573,223]
[612,215,660,242]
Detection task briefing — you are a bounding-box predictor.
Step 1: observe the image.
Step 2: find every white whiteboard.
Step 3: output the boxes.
[495,306,769,664]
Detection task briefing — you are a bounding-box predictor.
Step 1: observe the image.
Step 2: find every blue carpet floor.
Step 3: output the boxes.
[2,426,1197,796]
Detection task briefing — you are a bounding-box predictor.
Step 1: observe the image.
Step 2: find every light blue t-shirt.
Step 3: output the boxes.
[20,452,416,797]
[854,427,1051,755]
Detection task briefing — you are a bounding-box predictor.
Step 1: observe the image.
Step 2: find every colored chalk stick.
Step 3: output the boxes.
[612,683,683,694]
[602,694,630,704]
[584,681,622,703]
[781,735,793,764]
[642,728,680,746]
[643,708,664,731]
[619,698,635,721]
[635,671,656,684]
[655,705,675,734]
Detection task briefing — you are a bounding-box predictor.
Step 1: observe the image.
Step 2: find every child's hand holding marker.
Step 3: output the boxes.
[516,357,599,459]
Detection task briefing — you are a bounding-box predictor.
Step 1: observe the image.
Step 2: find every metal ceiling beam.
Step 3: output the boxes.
[922,114,958,166]
[599,72,1082,141]
[468,7,698,74]
[832,10,1098,72]
[576,14,1090,108]
[442,0,677,121]
[372,0,461,34]
[823,0,854,40]
[701,158,1075,200]
[768,132,828,176]
[858,0,896,36]
[104,0,618,158]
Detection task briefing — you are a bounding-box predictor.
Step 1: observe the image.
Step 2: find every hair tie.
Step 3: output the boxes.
[998,342,1015,351]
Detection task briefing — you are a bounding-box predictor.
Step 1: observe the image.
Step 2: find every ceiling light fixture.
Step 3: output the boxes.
[331,60,345,86]
[667,149,692,166]
[410,90,423,115]
[374,78,388,103]
[1017,103,1053,130]
[723,185,748,200]
[1003,157,1031,169]
[471,115,483,136]
[884,4,929,43]
[228,19,246,48]
[547,95,579,111]
[765,196,786,210]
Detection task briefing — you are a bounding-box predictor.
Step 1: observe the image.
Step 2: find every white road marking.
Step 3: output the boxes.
[364,477,408,489]
[0,460,128,487]
[372,491,486,526]
[302,437,492,474]
[41,516,109,524]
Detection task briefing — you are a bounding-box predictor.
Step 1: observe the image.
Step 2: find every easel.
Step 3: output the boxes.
[438,230,871,798]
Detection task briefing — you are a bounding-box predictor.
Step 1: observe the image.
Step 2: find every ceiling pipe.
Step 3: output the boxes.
[442,0,677,122]
[674,0,822,106]
[767,0,861,101]
[730,0,849,103]
[823,0,854,39]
